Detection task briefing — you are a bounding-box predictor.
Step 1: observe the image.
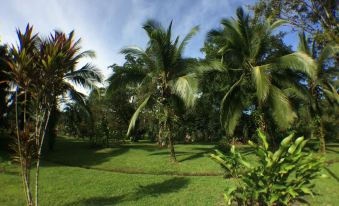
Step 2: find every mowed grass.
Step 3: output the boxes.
[0,137,338,206]
[44,137,224,175]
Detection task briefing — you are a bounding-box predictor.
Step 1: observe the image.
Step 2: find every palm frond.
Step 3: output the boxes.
[269,19,288,31]
[274,52,317,80]
[297,32,311,55]
[318,44,339,68]
[220,86,244,136]
[127,95,151,136]
[194,60,227,74]
[252,65,271,103]
[107,66,146,91]
[269,86,297,130]
[65,63,102,89]
[63,82,86,106]
[220,74,245,135]
[172,74,198,108]
[323,83,339,104]
[120,47,156,71]
[143,19,164,37]
[177,25,199,57]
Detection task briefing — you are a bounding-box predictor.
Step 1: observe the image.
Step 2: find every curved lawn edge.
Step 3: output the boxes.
[44,159,224,177]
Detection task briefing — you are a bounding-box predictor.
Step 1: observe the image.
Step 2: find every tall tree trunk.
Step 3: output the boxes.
[163,115,177,162]
[157,122,163,147]
[168,134,176,162]
[318,119,326,154]
[312,85,326,153]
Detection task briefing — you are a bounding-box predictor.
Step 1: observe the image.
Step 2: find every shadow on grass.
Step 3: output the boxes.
[42,138,170,168]
[133,177,189,199]
[150,146,214,163]
[63,177,189,206]
[326,148,339,154]
[43,146,131,168]
[0,168,20,176]
[324,167,339,182]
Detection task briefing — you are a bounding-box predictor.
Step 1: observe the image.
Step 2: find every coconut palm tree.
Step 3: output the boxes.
[297,32,339,153]
[206,8,317,140]
[109,20,199,161]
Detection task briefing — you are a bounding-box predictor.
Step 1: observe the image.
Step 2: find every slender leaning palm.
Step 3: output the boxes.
[297,33,339,153]
[109,20,199,161]
[207,8,317,138]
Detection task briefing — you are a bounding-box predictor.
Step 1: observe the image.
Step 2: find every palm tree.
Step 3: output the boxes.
[109,20,199,161]
[297,32,338,153]
[206,8,317,141]
[38,30,102,150]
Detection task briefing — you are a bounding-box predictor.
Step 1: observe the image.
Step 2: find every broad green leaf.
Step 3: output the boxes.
[257,130,269,150]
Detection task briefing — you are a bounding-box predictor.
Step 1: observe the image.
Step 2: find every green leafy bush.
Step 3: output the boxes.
[217,137,232,153]
[210,145,249,178]
[212,130,324,206]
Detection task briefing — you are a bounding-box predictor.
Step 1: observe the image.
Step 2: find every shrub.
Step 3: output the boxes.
[217,137,231,153]
[210,145,249,178]
[212,130,324,206]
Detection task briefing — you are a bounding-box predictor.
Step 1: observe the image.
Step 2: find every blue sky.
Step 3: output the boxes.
[0,0,297,79]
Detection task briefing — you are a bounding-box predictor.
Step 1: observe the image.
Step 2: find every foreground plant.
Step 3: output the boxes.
[211,130,324,206]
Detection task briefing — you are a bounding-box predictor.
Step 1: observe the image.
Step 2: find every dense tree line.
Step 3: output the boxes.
[55,3,338,157]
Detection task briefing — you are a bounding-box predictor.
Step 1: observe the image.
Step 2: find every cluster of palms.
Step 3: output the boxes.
[0,25,101,205]
[0,7,337,206]
[108,8,338,160]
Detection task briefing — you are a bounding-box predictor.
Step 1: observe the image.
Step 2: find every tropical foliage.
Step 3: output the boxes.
[205,8,317,140]
[211,130,324,206]
[108,20,199,161]
[0,1,337,206]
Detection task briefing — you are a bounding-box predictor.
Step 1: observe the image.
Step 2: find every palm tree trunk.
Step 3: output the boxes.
[168,135,177,162]
[318,119,326,154]
[163,117,177,162]
[312,87,326,154]
[158,123,163,147]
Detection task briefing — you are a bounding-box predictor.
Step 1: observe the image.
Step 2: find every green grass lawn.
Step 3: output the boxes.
[0,137,338,206]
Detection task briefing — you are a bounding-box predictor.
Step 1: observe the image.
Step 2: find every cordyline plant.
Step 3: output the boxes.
[211,130,324,206]
[3,24,101,206]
